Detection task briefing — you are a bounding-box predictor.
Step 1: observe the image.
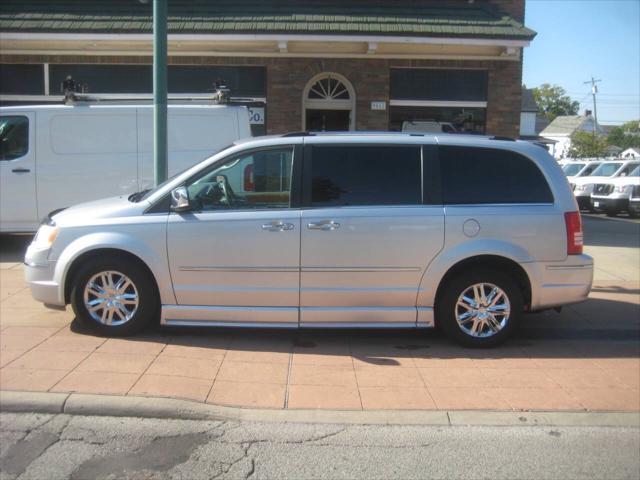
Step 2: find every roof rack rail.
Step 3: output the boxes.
[490,135,516,142]
[281,131,315,137]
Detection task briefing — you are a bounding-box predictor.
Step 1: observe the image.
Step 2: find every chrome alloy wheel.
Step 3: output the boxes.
[83,271,139,326]
[455,282,511,338]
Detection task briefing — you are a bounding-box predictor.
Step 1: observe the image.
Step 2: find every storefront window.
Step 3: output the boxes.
[389,68,488,134]
[389,106,486,134]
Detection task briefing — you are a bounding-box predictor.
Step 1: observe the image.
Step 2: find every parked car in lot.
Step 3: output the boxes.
[571,160,639,211]
[402,120,458,133]
[24,133,593,347]
[591,165,640,217]
[0,104,251,233]
[629,185,640,218]
[562,160,601,183]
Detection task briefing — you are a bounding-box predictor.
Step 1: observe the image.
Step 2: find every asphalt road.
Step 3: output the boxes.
[1,412,639,480]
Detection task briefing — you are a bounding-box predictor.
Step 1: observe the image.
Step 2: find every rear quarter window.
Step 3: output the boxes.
[439,146,554,204]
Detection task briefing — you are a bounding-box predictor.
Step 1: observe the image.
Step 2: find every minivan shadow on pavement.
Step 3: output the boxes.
[59,287,639,363]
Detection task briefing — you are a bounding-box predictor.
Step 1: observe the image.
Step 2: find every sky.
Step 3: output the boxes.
[523,0,640,125]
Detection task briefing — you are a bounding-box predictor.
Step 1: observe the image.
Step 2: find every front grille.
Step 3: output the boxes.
[593,184,614,195]
[632,185,640,198]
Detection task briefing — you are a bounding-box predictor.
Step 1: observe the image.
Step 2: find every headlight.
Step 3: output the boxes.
[32,224,59,250]
[614,185,631,193]
[574,184,587,192]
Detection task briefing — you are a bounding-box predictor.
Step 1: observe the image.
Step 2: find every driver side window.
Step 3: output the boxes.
[186,147,293,211]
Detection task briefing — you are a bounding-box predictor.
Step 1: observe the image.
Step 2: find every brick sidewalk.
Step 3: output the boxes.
[1,263,638,412]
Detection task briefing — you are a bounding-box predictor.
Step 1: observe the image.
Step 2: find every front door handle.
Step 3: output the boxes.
[307,220,340,231]
[261,221,294,232]
[11,168,30,173]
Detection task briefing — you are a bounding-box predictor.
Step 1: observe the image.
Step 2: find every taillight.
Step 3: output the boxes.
[564,211,583,255]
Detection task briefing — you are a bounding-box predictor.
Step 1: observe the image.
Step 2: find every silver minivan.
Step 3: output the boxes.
[25,133,593,347]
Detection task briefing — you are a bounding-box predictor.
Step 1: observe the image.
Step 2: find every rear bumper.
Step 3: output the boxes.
[530,254,594,310]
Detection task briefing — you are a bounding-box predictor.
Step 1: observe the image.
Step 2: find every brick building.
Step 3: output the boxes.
[0,0,535,137]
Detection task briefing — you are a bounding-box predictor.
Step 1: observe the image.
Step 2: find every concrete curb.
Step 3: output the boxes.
[2,390,639,427]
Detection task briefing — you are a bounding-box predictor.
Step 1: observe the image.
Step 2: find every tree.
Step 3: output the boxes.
[532,84,580,121]
[568,131,608,158]
[607,120,640,150]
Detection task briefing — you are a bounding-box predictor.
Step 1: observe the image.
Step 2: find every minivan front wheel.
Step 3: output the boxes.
[70,257,158,336]
[437,269,522,347]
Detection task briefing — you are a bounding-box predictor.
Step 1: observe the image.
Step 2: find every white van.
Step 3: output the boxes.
[0,104,251,232]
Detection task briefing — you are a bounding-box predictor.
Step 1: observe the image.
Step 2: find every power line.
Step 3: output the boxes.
[567,91,640,97]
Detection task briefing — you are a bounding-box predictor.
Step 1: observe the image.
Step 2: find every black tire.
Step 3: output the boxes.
[435,269,523,348]
[605,209,618,217]
[629,209,639,219]
[70,256,159,336]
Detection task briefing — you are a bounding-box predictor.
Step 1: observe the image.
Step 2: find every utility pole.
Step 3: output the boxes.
[583,77,602,135]
[153,0,168,185]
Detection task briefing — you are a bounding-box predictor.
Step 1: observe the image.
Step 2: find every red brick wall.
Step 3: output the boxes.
[1,54,522,137]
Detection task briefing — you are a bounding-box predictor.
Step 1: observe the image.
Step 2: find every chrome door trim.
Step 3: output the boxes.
[300,306,417,324]
[301,266,421,273]
[161,305,435,328]
[161,305,298,324]
[178,266,299,272]
[164,320,300,328]
[299,322,420,329]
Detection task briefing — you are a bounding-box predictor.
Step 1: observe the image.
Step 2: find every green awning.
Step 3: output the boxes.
[0,1,536,40]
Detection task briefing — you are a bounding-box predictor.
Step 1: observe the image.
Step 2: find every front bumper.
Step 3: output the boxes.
[530,254,594,310]
[590,196,629,212]
[24,244,64,307]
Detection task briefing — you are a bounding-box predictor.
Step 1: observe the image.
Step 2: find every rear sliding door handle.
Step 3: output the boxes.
[261,221,295,232]
[11,168,30,173]
[307,220,340,231]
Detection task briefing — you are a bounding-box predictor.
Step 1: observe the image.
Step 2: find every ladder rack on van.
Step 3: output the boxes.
[63,92,257,106]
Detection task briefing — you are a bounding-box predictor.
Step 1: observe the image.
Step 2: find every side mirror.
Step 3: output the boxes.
[170,186,191,212]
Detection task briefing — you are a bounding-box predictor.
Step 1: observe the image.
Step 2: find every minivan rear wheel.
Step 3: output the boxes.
[436,269,522,348]
[70,257,158,336]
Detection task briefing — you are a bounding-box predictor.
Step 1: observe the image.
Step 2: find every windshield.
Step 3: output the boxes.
[590,162,623,177]
[562,163,585,176]
[630,165,640,177]
[616,163,640,177]
[134,144,237,202]
[578,164,599,176]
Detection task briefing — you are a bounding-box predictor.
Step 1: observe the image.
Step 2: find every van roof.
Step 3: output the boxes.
[230,132,542,154]
[0,104,247,112]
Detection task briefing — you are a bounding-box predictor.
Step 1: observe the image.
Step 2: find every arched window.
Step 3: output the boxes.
[303,73,356,131]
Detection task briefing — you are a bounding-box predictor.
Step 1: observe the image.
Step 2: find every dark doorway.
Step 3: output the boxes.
[306,109,350,131]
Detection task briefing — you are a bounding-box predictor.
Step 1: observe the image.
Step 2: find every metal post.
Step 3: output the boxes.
[153,0,168,185]
[583,77,601,136]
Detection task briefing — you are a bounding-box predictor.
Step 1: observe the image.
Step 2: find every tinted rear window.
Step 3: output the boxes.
[440,146,553,204]
[310,146,421,206]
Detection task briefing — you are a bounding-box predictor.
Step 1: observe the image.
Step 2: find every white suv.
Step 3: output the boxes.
[571,160,640,211]
[25,133,593,347]
[591,165,640,217]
